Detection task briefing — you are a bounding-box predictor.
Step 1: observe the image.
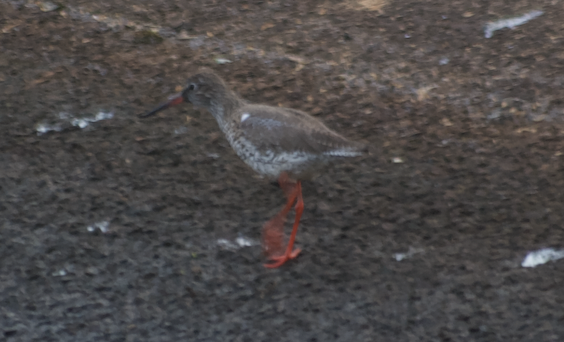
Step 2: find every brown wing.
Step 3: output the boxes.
[236,105,366,156]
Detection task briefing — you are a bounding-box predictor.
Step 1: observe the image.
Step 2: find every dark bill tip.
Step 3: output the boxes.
[138,96,184,118]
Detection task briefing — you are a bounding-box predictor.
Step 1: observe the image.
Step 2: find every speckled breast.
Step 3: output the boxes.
[224,130,321,180]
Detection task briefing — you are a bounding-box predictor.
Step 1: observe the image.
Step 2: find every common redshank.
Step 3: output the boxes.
[140,68,367,268]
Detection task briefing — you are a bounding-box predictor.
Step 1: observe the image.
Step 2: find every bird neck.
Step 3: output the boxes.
[207,90,245,130]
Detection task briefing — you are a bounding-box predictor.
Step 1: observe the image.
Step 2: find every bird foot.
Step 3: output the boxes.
[263,248,301,268]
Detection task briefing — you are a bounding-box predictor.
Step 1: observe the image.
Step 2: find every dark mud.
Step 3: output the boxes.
[1,0,563,341]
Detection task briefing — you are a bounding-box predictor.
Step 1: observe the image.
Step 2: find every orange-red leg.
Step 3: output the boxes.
[264,180,304,268]
[261,173,298,257]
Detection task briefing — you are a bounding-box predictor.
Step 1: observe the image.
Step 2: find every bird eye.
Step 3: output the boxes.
[188,83,197,91]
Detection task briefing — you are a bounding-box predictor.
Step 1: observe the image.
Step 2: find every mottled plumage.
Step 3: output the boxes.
[176,69,366,180]
[141,68,367,268]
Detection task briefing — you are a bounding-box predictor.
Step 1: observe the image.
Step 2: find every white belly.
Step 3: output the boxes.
[227,135,317,179]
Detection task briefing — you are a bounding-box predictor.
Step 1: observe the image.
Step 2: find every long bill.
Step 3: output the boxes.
[139,95,184,118]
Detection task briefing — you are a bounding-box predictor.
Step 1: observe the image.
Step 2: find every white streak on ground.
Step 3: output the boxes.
[521,248,564,268]
[484,10,543,39]
[87,221,110,233]
[394,247,424,261]
[36,111,114,135]
[217,236,256,250]
[71,111,114,129]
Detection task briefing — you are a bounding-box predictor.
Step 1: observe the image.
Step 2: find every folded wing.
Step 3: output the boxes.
[237,105,366,157]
